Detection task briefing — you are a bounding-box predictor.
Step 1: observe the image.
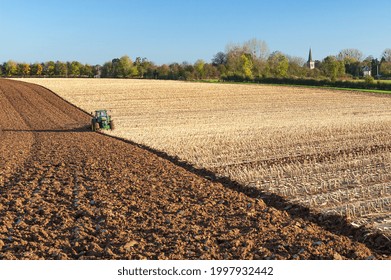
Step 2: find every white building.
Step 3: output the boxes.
[362,66,371,77]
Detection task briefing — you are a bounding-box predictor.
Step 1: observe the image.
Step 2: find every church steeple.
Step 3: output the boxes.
[307,48,315,69]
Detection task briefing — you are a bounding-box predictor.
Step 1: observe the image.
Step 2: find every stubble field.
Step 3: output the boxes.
[23,78,391,235]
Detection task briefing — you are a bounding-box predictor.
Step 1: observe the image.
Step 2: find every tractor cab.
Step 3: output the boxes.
[97,110,107,118]
[91,110,114,131]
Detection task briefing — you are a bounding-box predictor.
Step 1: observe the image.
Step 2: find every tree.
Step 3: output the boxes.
[286,55,306,77]
[267,51,289,78]
[101,61,113,77]
[180,61,194,80]
[337,49,363,77]
[69,61,81,77]
[81,64,94,77]
[5,60,18,76]
[44,61,55,76]
[382,48,391,62]
[111,58,120,77]
[17,63,30,76]
[337,48,363,62]
[134,57,151,78]
[203,63,219,79]
[55,61,67,76]
[380,61,391,77]
[320,56,345,80]
[242,38,269,61]
[30,63,43,76]
[194,59,205,79]
[240,54,253,79]
[212,51,227,66]
[118,55,135,77]
[157,64,170,79]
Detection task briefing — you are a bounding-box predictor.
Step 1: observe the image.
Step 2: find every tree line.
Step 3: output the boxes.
[2,39,391,83]
[0,60,100,78]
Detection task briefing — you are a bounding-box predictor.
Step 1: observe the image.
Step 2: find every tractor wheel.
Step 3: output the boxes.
[91,120,96,131]
[110,120,115,130]
[94,122,100,131]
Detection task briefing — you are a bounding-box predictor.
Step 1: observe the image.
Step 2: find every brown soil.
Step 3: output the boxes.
[0,79,389,260]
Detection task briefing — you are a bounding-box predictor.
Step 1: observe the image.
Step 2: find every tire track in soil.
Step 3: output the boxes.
[0,78,390,260]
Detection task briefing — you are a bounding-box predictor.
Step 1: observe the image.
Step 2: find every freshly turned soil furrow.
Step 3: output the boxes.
[0,78,389,260]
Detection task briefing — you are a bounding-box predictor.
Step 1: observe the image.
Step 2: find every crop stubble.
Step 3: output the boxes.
[25,78,391,235]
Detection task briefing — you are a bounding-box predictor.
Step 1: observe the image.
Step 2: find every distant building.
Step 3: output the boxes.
[362,66,371,77]
[307,48,315,69]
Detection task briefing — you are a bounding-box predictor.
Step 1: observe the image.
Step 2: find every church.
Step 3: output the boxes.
[307,48,315,69]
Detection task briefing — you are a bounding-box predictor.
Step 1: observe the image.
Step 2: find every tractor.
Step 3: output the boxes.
[91,110,114,131]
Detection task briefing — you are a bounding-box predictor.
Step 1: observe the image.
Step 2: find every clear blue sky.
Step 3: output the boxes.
[1,0,390,65]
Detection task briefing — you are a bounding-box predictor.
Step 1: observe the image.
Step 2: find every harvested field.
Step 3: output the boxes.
[2,78,389,259]
[24,78,391,238]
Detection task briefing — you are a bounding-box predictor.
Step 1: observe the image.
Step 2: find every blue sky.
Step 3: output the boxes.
[1,0,390,65]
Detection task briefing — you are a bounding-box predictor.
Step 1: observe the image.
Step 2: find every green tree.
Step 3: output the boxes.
[119,55,133,77]
[320,56,345,80]
[101,61,113,77]
[194,59,205,79]
[285,55,306,77]
[179,62,194,80]
[55,61,67,76]
[224,47,254,80]
[111,58,120,77]
[44,61,56,76]
[70,61,81,77]
[134,57,150,78]
[212,51,227,66]
[80,64,94,77]
[337,49,363,77]
[267,52,289,78]
[168,63,180,79]
[380,61,391,77]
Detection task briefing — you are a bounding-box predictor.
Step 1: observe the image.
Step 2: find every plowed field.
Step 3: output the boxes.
[0,79,390,259]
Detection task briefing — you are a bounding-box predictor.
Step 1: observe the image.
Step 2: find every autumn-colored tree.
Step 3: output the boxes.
[5,60,18,76]
[240,54,253,79]
[18,63,30,76]
[36,63,43,76]
[30,63,43,76]
[203,63,219,79]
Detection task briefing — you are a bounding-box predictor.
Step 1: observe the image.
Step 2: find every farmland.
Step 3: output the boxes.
[23,78,391,236]
[4,78,390,260]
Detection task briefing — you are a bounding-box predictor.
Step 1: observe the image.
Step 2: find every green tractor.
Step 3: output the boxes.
[91,110,114,131]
